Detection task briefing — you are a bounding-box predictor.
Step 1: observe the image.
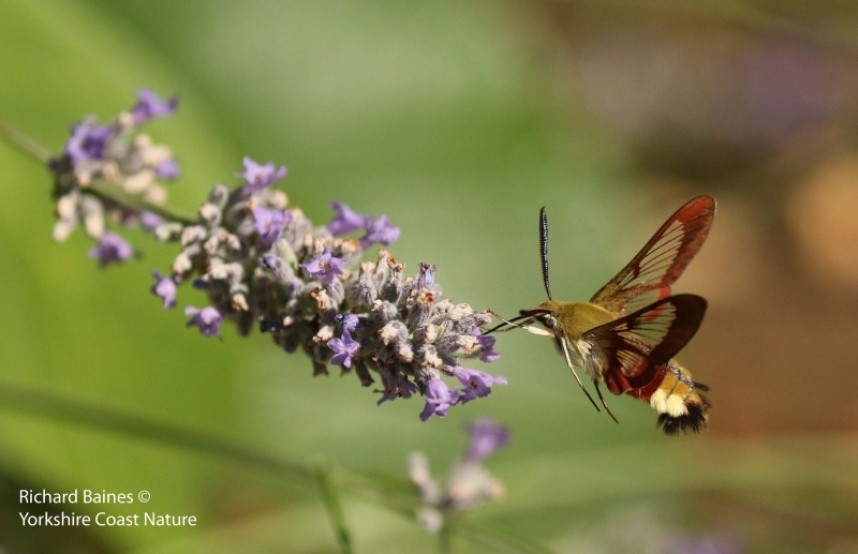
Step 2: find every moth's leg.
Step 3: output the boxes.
[593,380,619,424]
[559,336,600,413]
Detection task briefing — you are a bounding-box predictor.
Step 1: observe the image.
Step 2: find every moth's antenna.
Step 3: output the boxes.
[539,207,552,300]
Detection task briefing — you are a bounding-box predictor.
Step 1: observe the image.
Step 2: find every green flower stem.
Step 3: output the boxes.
[0,380,314,479]
[315,460,354,554]
[87,178,198,226]
[439,523,452,553]
[452,520,555,554]
[0,118,53,165]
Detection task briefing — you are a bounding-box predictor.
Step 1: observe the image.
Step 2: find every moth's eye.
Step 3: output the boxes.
[543,314,557,329]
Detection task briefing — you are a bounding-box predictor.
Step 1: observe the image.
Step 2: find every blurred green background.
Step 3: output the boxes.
[2,1,858,552]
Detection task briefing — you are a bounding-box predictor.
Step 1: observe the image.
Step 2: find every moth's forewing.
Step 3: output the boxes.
[580,294,707,395]
[590,196,716,315]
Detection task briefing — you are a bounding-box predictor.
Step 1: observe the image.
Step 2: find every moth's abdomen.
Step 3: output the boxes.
[627,360,710,435]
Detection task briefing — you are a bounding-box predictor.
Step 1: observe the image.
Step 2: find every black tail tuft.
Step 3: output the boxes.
[658,394,711,435]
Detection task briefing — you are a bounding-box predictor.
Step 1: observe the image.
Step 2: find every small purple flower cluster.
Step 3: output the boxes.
[409,418,511,532]
[49,89,180,249]
[48,90,507,420]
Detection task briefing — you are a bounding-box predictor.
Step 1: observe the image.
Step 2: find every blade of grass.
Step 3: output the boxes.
[315,460,354,554]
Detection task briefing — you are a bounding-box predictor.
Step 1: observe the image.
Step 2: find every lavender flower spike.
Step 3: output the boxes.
[52,93,507,420]
[409,418,510,533]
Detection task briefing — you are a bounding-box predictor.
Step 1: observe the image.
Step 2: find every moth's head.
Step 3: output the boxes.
[519,300,562,331]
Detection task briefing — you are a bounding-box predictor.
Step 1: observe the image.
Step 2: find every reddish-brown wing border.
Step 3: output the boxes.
[582,294,707,395]
[590,196,716,315]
